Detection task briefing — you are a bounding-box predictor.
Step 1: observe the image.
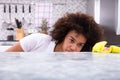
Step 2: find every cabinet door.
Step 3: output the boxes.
[116,0,120,35]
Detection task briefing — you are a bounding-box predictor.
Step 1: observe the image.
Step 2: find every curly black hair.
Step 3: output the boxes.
[50,12,104,51]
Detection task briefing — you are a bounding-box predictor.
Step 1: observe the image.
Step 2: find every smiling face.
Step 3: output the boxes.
[55,30,87,52]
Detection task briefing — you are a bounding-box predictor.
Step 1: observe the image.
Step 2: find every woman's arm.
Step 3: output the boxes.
[5,42,24,52]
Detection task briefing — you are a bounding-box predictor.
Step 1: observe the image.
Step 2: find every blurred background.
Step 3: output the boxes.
[0,0,120,47]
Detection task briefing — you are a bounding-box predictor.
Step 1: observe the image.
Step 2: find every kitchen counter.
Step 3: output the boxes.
[0,40,18,52]
[0,40,18,46]
[0,52,120,80]
[0,46,11,52]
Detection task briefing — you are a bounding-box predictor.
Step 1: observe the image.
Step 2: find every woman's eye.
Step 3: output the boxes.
[78,43,84,47]
[70,38,74,43]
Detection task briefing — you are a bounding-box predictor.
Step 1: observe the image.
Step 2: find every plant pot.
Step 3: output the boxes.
[40,30,48,34]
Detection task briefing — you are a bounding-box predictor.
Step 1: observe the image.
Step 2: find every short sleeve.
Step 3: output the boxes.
[20,34,38,51]
[20,33,52,52]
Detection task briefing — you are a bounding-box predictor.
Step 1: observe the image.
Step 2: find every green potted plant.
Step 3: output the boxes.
[41,18,48,34]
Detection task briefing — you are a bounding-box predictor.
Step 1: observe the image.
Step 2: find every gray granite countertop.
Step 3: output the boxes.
[0,52,120,80]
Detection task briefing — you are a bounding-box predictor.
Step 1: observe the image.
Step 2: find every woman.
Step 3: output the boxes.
[6,12,104,52]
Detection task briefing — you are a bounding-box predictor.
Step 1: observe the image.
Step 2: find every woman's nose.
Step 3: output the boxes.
[70,44,77,51]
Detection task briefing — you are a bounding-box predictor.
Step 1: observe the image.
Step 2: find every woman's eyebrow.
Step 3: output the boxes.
[70,36,85,44]
[70,36,75,40]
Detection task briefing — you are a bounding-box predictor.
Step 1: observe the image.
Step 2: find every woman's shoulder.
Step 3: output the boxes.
[20,33,52,50]
[28,33,52,40]
[29,33,50,38]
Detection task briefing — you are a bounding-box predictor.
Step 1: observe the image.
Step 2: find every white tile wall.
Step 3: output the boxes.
[0,0,88,40]
[35,3,53,27]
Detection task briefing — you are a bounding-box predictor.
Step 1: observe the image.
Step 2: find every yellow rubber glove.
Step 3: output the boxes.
[92,41,120,53]
[109,45,120,53]
[92,41,109,53]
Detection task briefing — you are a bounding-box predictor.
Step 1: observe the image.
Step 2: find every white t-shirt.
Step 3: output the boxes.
[20,33,56,52]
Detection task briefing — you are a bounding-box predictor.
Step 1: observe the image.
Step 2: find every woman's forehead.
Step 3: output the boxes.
[67,30,87,41]
[67,30,81,36]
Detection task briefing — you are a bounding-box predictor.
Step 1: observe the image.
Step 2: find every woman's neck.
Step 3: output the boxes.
[54,43,63,52]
